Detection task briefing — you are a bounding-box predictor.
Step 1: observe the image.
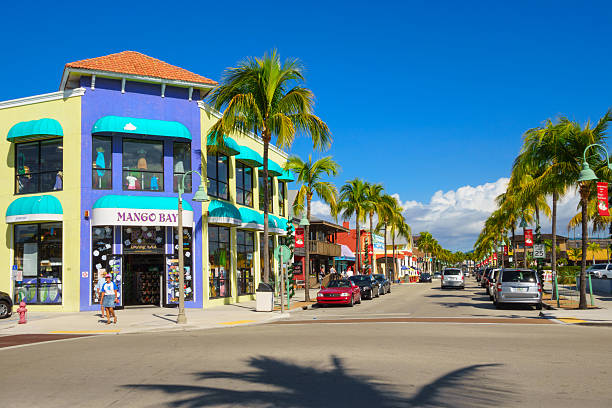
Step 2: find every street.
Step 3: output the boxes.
[1,280,611,408]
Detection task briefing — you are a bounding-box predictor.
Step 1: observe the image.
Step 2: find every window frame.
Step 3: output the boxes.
[237,230,255,295]
[92,136,112,190]
[122,138,164,192]
[207,152,230,200]
[14,138,63,195]
[208,225,232,299]
[236,161,254,207]
[173,142,192,193]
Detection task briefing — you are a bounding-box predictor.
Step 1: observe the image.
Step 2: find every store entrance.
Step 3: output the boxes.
[123,254,164,306]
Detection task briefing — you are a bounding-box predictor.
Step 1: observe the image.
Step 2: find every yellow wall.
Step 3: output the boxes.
[0,95,82,311]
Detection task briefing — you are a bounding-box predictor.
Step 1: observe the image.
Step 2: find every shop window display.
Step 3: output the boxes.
[92,136,112,189]
[91,226,114,304]
[122,139,163,191]
[278,180,286,216]
[166,227,194,304]
[173,142,192,193]
[237,230,255,295]
[236,162,253,207]
[209,225,231,298]
[207,153,229,200]
[122,226,165,254]
[13,223,62,304]
[15,139,63,194]
[259,176,273,212]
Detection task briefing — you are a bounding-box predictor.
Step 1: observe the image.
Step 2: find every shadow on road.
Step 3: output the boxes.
[123,356,515,407]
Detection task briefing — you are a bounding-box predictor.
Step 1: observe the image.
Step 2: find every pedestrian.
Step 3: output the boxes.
[347,266,354,277]
[96,275,107,319]
[100,274,118,324]
[330,265,337,275]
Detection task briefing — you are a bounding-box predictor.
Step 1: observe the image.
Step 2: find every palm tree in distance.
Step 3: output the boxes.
[207,50,331,283]
[286,155,339,301]
[364,183,384,274]
[375,194,398,277]
[336,178,369,274]
[389,199,411,281]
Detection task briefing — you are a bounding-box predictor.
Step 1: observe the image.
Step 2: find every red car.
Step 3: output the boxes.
[317,279,361,307]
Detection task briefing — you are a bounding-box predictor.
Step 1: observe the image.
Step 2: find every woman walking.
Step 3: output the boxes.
[100,274,118,324]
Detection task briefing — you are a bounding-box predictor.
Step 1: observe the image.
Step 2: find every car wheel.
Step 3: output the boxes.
[602,275,608,279]
[356,295,361,304]
[0,301,10,319]
[348,296,354,307]
[376,289,380,298]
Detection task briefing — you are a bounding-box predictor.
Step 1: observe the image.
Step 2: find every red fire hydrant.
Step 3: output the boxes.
[17,301,27,324]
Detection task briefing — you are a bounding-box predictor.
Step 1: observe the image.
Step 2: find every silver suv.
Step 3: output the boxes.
[441,268,464,289]
[586,263,612,279]
[493,269,542,310]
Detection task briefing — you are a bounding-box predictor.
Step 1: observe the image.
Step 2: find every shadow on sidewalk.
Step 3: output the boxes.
[123,356,515,407]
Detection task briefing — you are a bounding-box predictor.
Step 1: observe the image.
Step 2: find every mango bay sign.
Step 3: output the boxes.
[92,208,193,227]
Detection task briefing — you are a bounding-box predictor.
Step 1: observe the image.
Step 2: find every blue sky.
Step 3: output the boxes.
[2,1,612,250]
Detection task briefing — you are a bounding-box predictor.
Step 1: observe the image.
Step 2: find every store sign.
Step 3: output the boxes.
[524,229,533,247]
[597,182,609,216]
[92,208,193,227]
[295,228,304,248]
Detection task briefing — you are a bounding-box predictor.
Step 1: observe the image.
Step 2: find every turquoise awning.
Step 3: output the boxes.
[92,116,191,140]
[278,170,295,182]
[268,214,285,234]
[7,118,63,141]
[236,145,264,167]
[206,134,240,156]
[6,195,63,223]
[258,160,283,177]
[207,200,242,226]
[93,195,193,211]
[239,207,264,231]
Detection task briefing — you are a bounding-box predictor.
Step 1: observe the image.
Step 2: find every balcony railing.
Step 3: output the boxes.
[308,240,341,257]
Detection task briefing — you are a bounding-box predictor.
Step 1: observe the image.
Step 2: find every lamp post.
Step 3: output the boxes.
[177,170,209,324]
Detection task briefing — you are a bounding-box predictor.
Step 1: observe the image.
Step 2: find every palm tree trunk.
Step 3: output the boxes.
[392,229,396,281]
[262,138,270,284]
[304,196,311,302]
[384,224,388,280]
[552,192,557,299]
[511,226,516,268]
[579,185,588,309]
[369,212,374,274]
[355,212,361,273]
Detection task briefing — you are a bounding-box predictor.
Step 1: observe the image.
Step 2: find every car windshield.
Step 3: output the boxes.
[327,280,351,288]
[502,270,537,283]
[589,264,607,270]
[373,274,384,280]
[422,273,430,277]
[349,276,370,282]
[444,270,461,275]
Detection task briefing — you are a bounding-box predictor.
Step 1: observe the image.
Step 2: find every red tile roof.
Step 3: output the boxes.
[65,51,217,86]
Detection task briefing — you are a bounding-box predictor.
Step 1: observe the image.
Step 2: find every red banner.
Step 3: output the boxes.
[367,244,373,255]
[597,182,609,216]
[295,228,304,248]
[524,229,533,247]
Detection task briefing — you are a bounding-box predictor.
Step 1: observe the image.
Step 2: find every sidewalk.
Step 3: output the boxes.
[0,289,318,336]
[540,286,612,324]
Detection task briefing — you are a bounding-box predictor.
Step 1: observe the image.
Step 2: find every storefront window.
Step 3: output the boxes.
[15,139,63,194]
[259,233,275,284]
[207,153,229,200]
[123,226,165,254]
[14,222,62,304]
[278,181,286,217]
[237,230,255,295]
[92,136,112,189]
[91,226,114,304]
[122,139,164,191]
[236,162,253,207]
[173,142,192,193]
[259,176,273,212]
[209,225,231,298]
[166,227,194,304]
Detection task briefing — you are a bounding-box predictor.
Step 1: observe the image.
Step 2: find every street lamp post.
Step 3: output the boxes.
[177,170,209,325]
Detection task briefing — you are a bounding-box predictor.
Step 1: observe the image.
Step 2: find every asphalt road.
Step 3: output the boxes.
[1,278,610,408]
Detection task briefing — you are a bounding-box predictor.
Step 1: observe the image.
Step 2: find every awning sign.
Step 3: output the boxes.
[597,182,609,216]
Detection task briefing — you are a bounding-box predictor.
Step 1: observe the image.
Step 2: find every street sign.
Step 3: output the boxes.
[274,245,291,263]
[533,244,546,259]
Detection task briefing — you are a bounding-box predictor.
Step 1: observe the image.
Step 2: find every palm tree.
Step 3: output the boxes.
[417,232,436,273]
[389,201,411,281]
[364,183,384,274]
[376,194,398,278]
[336,178,368,273]
[587,242,600,265]
[286,155,339,301]
[207,50,331,284]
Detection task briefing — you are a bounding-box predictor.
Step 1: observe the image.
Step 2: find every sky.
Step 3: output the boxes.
[2,1,612,251]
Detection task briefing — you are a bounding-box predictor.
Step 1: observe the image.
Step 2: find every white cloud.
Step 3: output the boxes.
[310,200,332,217]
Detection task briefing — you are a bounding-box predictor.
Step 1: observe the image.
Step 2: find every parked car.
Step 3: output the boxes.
[493,268,542,310]
[433,271,441,279]
[441,268,465,289]
[419,273,432,283]
[0,291,13,319]
[586,263,612,279]
[487,269,501,300]
[481,267,494,288]
[475,269,484,282]
[349,275,380,300]
[373,274,391,294]
[317,279,361,307]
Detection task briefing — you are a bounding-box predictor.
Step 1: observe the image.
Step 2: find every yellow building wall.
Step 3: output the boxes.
[0,95,82,312]
[200,108,287,308]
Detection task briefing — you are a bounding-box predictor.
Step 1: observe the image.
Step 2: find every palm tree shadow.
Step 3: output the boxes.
[123,357,515,407]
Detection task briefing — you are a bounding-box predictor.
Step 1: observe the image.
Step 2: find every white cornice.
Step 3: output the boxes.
[197,100,289,159]
[0,87,86,110]
[198,101,289,159]
[60,67,217,92]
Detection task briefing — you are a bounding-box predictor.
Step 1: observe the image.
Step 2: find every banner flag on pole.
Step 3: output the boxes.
[597,182,609,216]
[524,229,533,247]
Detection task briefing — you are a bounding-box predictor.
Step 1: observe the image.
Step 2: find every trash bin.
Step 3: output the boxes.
[256,282,274,312]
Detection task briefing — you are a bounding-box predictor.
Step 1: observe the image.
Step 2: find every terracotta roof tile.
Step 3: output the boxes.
[65,51,217,86]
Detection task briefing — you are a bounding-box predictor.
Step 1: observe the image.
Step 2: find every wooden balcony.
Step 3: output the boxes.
[308,240,341,257]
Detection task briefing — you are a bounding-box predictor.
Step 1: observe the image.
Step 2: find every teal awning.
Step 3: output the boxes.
[268,214,285,234]
[278,170,295,182]
[6,195,63,223]
[92,195,194,226]
[276,217,289,235]
[7,118,63,141]
[206,134,240,156]
[207,200,242,226]
[258,160,283,177]
[239,207,264,231]
[236,145,264,167]
[93,195,193,211]
[92,116,191,140]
